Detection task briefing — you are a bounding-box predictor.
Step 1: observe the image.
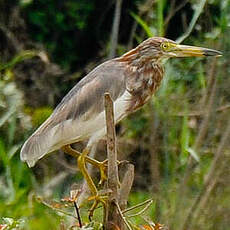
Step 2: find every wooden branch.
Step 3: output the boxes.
[104,92,135,229]
[104,93,119,195]
[119,164,134,210]
[104,92,121,229]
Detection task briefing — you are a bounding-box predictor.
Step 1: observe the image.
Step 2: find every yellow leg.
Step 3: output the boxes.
[77,148,97,195]
[77,148,107,219]
[61,145,107,185]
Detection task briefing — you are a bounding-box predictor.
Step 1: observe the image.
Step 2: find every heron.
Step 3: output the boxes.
[20,37,221,216]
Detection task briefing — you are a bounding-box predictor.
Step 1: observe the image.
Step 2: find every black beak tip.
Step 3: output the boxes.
[203,49,222,57]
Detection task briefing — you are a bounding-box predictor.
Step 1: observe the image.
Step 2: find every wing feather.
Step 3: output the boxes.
[20,59,127,167]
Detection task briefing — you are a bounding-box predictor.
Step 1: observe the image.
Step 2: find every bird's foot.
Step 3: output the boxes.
[87,192,109,221]
[97,159,123,186]
[97,160,108,186]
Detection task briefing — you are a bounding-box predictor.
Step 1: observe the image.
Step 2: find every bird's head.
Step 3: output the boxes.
[137,37,222,61]
[121,37,222,65]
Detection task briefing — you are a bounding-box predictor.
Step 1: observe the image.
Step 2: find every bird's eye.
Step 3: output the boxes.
[161,43,169,51]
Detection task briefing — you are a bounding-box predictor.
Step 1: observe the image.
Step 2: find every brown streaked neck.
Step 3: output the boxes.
[116,47,139,63]
[116,47,162,70]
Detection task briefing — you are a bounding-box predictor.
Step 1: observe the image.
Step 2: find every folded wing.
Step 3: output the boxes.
[20,60,127,167]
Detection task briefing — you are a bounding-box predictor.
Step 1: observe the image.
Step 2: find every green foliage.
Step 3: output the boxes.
[130,12,155,38]
[124,109,149,138]
[128,192,155,226]
[0,50,40,72]
[0,53,61,229]
[25,106,53,127]
[0,217,26,230]
[24,0,94,69]
[0,0,229,229]
[124,3,229,229]
[27,0,93,32]
[75,222,103,230]
[157,0,166,36]
[0,65,31,217]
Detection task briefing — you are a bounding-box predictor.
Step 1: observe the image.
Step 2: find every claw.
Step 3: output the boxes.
[98,159,122,186]
[64,145,122,220]
[88,194,108,220]
[98,160,108,186]
[63,145,122,188]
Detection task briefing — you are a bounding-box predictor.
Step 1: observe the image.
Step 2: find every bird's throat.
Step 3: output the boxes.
[126,62,164,112]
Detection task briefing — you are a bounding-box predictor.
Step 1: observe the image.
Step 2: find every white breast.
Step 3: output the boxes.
[49,90,132,150]
[84,90,132,148]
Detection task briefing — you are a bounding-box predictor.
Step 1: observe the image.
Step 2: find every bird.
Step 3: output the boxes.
[20,37,221,216]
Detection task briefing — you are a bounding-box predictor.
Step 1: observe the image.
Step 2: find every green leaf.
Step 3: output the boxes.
[130,12,154,37]
[186,147,200,162]
[157,0,165,36]
[180,115,190,164]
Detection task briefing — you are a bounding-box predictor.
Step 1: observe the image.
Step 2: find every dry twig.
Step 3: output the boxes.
[176,0,207,43]
[109,0,123,59]
[104,93,122,229]
[181,118,230,230]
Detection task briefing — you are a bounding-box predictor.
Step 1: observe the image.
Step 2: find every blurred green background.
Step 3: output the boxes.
[0,0,229,229]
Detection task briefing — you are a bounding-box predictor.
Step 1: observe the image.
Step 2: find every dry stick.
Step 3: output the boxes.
[194,75,217,150]
[182,118,230,230]
[148,102,160,193]
[174,3,215,208]
[164,0,189,30]
[105,92,119,195]
[119,164,134,210]
[104,92,122,229]
[0,22,23,52]
[200,59,218,109]
[115,202,133,230]
[108,0,123,59]
[73,201,82,228]
[176,0,207,43]
[193,157,228,221]
[180,58,218,184]
[126,201,153,218]
[195,59,219,150]
[177,58,219,230]
[37,197,77,219]
[60,221,66,230]
[127,21,138,50]
[123,199,153,214]
[173,103,230,117]
[127,0,154,49]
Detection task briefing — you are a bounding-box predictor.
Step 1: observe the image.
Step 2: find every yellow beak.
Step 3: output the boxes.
[171,44,222,57]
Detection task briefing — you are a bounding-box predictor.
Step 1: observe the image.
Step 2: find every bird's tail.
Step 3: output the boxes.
[20,121,76,167]
[20,119,80,167]
[20,132,52,167]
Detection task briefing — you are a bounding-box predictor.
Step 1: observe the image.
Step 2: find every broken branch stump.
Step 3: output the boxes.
[104,93,134,230]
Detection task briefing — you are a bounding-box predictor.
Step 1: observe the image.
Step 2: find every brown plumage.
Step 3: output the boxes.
[20,37,221,167]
